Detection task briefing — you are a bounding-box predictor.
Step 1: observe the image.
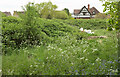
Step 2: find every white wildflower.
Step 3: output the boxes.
[30,65,32,67]
[80,28,84,31]
[112,28,115,30]
[59,48,62,51]
[46,57,48,59]
[80,57,84,60]
[96,57,101,61]
[92,49,98,53]
[51,55,53,58]
[84,29,94,34]
[109,69,113,71]
[30,73,32,75]
[71,62,74,65]
[83,49,86,53]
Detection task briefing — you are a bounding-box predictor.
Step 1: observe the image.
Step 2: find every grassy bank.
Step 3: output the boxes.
[2,29,118,75]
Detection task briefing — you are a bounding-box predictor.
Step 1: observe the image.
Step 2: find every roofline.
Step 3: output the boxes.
[90,7,100,13]
[78,6,92,15]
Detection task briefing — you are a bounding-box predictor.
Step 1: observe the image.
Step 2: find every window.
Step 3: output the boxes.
[83,13,86,15]
[93,11,95,15]
[86,13,90,15]
[83,8,86,11]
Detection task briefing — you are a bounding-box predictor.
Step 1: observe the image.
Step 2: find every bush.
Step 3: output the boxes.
[2,10,104,54]
[94,13,109,19]
[2,16,90,54]
[54,11,69,19]
[53,19,107,30]
[2,16,22,23]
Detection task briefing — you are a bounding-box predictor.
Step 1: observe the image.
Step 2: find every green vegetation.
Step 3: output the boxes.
[53,19,107,30]
[54,11,69,19]
[100,0,120,74]
[63,8,71,18]
[94,13,109,19]
[35,1,57,19]
[2,15,118,75]
[2,1,118,75]
[2,29,118,75]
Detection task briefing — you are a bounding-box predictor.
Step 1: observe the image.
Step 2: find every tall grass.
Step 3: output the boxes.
[2,29,118,75]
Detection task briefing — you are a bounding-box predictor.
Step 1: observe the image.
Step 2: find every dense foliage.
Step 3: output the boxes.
[2,16,98,54]
[1,1,118,75]
[35,1,57,19]
[100,0,120,74]
[100,0,120,30]
[54,11,69,19]
[94,13,109,19]
[2,29,118,75]
[53,19,107,30]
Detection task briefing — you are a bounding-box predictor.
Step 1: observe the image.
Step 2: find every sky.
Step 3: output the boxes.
[0,0,105,15]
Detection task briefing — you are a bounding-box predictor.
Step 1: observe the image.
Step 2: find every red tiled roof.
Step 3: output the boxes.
[74,9,81,15]
[89,7,100,15]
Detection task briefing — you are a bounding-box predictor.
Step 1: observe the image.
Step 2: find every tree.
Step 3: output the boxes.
[35,1,57,19]
[94,13,109,19]
[100,0,120,30]
[63,8,70,15]
[54,11,69,19]
[22,2,40,45]
[63,8,72,18]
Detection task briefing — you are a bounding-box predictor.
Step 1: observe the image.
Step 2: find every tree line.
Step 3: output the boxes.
[22,1,71,19]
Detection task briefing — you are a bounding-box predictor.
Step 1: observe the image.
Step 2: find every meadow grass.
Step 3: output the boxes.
[2,29,118,75]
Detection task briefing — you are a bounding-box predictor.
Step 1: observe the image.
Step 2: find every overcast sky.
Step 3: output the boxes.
[0,0,105,15]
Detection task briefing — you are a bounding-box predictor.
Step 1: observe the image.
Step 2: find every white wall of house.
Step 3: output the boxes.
[72,7,91,18]
[72,14,91,18]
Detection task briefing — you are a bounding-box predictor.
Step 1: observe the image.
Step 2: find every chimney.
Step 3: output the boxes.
[88,4,90,11]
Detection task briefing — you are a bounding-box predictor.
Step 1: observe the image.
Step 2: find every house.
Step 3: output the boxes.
[2,12,11,16]
[13,11,24,17]
[72,4,100,19]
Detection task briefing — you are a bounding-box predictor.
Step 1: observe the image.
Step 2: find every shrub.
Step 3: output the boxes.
[94,13,109,19]
[2,16,89,54]
[0,12,7,17]
[2,16,22,23]
[53,19,107,30]
[54,11,69,19]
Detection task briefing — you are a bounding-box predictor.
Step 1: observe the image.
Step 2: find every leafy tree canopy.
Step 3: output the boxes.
[100,0,120,30]
[63,8,70,16]
[35,1,57,19]
[54,11,69,19]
